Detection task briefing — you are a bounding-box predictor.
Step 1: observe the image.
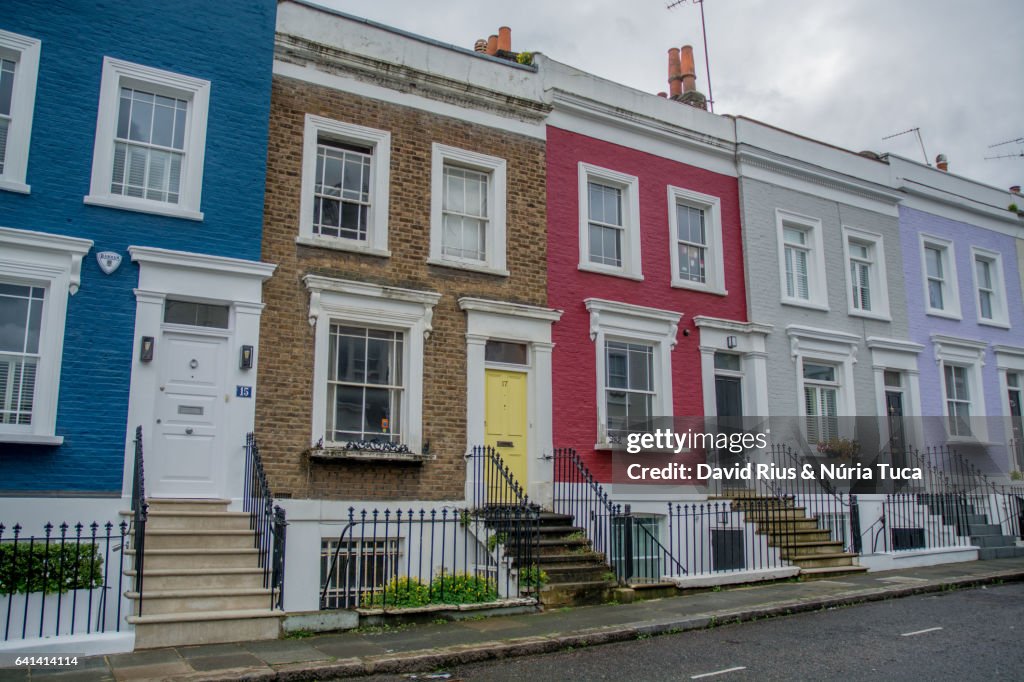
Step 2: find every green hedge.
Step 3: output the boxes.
[366,573,500,608]
[0,543,105,594]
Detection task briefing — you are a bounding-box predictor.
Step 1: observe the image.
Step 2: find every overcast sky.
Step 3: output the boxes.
[317,0,1023,194]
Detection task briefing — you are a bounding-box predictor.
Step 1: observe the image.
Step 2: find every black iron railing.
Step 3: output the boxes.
[876,493,970,553]
[466,445,530,510]
[319,506,539,610]
[243,433,287,610]
[1,521,128,642]
[130,425,147,615]
[551,448,617,561]
[666,500,789,577]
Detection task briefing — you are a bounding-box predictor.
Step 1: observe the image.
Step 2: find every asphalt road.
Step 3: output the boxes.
[364,582,1024,681]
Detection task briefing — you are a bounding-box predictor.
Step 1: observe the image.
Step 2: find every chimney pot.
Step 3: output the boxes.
[668,48,682,97]
[497,26,512,53]
[1011,185,1021,195]
[657,92,668,98]
[486,34,498,56]
[936,153,948,171]
[474,39,487,53]
[680,45,697,93]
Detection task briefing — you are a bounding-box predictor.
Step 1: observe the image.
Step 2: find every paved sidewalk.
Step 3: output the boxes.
[7,557,1024,681]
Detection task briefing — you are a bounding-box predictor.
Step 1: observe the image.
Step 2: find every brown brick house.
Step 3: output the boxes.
[260,1,558,612]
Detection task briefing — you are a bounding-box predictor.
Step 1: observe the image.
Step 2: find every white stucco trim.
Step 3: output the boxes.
[578,163,643,281]
[0,227,93,442]
[866,336,925,447]
[304,275,441,455]
[585,298,681,447]
[931,333,989,444]
[694,316,772,419]
[122,247,276,503]
[0,29,41,194]
[919,233,962,320]
[459,297,562,505]
[667,185,726,295]
[776,209,828,311]
[841,225,892,321]
[786,325,859,442]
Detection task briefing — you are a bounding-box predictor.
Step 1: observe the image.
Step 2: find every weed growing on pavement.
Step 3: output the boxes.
[284,629,317,639]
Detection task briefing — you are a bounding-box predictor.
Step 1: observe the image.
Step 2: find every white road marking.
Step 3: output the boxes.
[900,626,943,637]
[691,666,747,679]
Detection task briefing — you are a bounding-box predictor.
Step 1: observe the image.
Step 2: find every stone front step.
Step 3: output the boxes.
[126,567,265,591]
[126,587,274,615]
[542,563,615,584]
[780,540,848,557]
[786,552,861,569]
[978,546,1024,560]
[538,580,615,607]
[127,546,262,570]
[799,565,869,580]
[760,528,834,544]
[144,510,251,531]
[749,518,822,532]
[142,529,256,550]
[144,498,232,513]
[128,609,281,649]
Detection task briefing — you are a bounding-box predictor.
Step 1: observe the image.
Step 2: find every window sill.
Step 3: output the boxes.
[671,281,727,296]
[925,309,962,321]
[977,319,1011,330]
[308,447,430,463]
[0,434,64,446]
[426,257,509,277]
[577,263,644,281]
[781,298,829,312]
[295,234,391,258]
[0,178,30,194]
[84,194,204,221]
[848,309,892,322]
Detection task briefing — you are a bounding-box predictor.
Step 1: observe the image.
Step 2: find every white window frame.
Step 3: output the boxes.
[919,234,961,320]
[971,246,1009,328]
[932,334,988,443]
[667,185,725,294]
[841,226,891,321]
[298,114,391,257]
[578,163,642,281]
[585,298,679,448]
[305,275,440,454]
[428,143,507,276]
[802,360,840,444]
[776,210,827,311]
[0,30,40,194]
[787,325,859,443]
[85,57,209,221]
[0,226,93,444]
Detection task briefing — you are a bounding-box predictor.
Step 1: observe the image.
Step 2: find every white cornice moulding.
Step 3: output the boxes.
[693,316,773,336]
[865,337,926,354]
[458,297,563,322]
[129,246,276,281]
[0,226,93,295]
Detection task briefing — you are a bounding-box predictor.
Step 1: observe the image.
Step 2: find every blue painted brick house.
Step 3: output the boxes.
[0,1,277,525]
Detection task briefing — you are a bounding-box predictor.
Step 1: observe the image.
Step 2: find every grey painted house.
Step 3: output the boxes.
[732,118,922,450]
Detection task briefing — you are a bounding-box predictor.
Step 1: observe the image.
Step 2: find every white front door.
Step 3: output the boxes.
[150,331,227,498]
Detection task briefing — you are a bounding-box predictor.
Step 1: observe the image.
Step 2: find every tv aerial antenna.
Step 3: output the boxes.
[883,127,930,166]
[667,0,714,113]
[985,136,1023,161]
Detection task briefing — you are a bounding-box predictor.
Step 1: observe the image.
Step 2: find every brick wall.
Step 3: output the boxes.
[256,75,547,501]
[546,126,747,483]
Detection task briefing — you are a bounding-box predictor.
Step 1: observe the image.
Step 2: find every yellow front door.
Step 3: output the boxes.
[485,369,528,488]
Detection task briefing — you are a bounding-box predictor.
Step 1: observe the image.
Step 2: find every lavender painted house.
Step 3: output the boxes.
[890,154,1024,475]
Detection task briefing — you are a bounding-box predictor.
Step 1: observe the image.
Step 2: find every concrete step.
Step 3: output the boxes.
[969,534,1016,548]
[532,550,607,564]
[144,499,232,513]
[128,609,281,649]
[127,547,262,570]
[126,587,274,615]
[741,508,810,521]
[786,553,860,569]
[779,540,847,557]
[538,580,615,607]
[126,567,266,591]
[537,513,575,526]
[750,518,821,532]
[542,564,616,583]
[144,511,252,531]
[799,565,869,580]
[978,546,1024,560]
[967,524,1003,537]
[761,528,834,544]
[143,529,256,550]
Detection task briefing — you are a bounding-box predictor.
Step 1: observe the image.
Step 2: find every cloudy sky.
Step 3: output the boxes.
[316,0,1023,194]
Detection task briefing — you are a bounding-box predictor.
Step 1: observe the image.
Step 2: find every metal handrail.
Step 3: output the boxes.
[130,426,148,615]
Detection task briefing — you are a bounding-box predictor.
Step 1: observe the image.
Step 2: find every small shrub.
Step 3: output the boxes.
[487,533,506,552]
[1009,203,1019,213]
[0,543,104,594]
[367,577,431,608]
[516,51,534,66]
[431,572,498,604]
[1011,470,1022,481]
[519,565,548,588]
